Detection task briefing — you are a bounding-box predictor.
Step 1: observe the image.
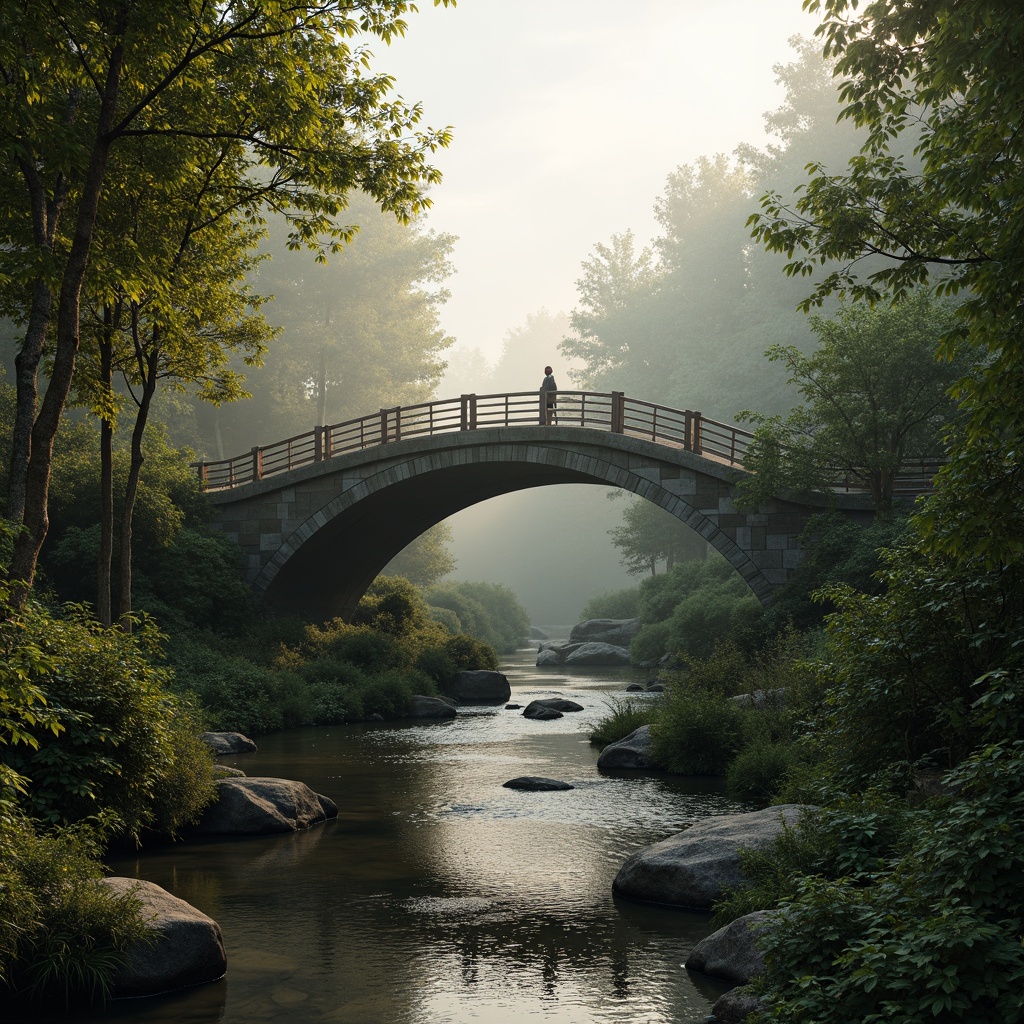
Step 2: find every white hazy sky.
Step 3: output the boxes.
[382,0,821,361]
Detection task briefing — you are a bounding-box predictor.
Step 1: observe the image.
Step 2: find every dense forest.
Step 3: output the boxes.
[2,1,1023,1021]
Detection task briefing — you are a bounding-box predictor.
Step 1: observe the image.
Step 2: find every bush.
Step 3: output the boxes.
[579,585,641,621]
[589,696,656,747]
[0,811,150,1007]
[6,605,214,841]
[425,580,530,653]
[726,739,800,806]
[650,684,745,774]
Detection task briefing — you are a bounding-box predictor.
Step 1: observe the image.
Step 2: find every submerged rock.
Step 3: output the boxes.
[101,878,226,998]
[522,701,563,720]
[407,695,458,719]
[502,777,574,791]
[532,698,584,712]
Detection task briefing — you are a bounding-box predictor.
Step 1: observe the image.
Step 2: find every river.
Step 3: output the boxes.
[37,646,742,1024]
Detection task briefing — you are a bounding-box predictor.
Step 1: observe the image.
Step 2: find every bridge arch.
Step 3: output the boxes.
[207,425,859,622]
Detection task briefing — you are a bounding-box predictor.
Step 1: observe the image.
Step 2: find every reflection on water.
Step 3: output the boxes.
[25,650,738,1024]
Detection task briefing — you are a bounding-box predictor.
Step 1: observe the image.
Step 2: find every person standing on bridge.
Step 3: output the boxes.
[540,365,558,424]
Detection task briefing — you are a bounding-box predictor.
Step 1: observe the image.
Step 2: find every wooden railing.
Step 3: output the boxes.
[191,389,941,498]
[192,390,742,491]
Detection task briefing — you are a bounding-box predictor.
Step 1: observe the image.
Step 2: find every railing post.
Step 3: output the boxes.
[380,408,389,443]
[692,411,703,455]
[610,391,625,433]
[314,425,324,463]
[394,407,402,442]
[460,394,470,430]
[251,446,263,481]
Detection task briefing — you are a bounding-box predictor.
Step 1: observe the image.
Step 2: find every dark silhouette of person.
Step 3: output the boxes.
[540,365,557,424]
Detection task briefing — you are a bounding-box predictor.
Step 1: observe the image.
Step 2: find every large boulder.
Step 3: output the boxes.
[448,670,511,705]
[407,695,458,719]
[100,878,226,998]
[564,642,632,666]
[569,618,642,646]
[536,648,562,667]
[612,805,813,910]
[685,909,776,985]
[199,731,256,755]
[191,777,337,836]
[597,725,654,770]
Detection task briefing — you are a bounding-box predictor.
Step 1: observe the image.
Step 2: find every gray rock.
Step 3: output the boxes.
[407,694,458,719]
[191,777,334,835]
[522,701,564,720]
[597,725,654,770]
[211,764,246,779]
[711,986,763,1023]
[564,642,632,666]
[199,731,256,755]
[730,688,787,711]
[449,669,511,704]
[685,910,776,984]
[505,703,523,710]
[626,683,646,692]
[317,793,339,818]
[536,648,562,667]
[569,618,642,646]
[647,682,665,692]
[502,776,574,791]
[533,698,584,712]
[612,805,814,909]
[100,878,226,998]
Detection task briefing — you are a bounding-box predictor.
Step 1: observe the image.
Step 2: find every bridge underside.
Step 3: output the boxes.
[265,461,598,621]
[208,428,868,623]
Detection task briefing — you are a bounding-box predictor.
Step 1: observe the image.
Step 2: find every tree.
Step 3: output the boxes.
[383,523,456,587]
[737,293,969,510]
[608,495,707,576]
[749,0,1024,565]
[195,195,455,456]
[0,0,454,606]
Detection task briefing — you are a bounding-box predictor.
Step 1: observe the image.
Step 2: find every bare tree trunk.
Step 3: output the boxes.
[97,314,115,626]
[117,331,159,627]
[6,29,126,609]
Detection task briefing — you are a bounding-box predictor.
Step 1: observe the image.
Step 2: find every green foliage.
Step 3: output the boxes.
[588,696,656,748]
[383,523,457,587]
[578,585,641,621]
[725,739,801,806]
[650,683,745,775]
[632,556,762,662]
[0,811,149,1007]
[736,293,968,510]
[607,495,708,576]
[425,580,530,653]
[4,605,214,840]
[814,553,1024,786]
[757,511,910,637]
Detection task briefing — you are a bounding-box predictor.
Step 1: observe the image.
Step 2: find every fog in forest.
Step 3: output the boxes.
[0,0,872,625]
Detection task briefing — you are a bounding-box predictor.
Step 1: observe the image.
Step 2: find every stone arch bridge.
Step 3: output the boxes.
[197,390,930,621]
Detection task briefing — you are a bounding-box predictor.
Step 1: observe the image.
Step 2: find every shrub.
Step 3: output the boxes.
[726,739,801,806]
[650,684,745,774]
[0,811,150,1007]
[579,586,641,621]
[589,696,656,747]
[6,605,214,841]
[425,580,530,653]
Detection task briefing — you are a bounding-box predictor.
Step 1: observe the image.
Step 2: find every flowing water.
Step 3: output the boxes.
[32,647,743,1024]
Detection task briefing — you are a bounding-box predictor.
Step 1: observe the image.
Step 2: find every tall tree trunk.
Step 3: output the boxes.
[6,29,127,609]
[97,313,115,626]
[118,333,160,627]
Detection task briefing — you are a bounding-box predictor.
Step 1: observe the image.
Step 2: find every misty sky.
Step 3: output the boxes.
[385,0,820,364]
